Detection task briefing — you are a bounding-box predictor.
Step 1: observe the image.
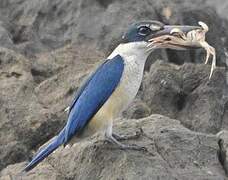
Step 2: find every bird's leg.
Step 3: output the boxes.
[105,133,146,151]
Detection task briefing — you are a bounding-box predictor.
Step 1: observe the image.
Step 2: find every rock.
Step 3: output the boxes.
[123,98,151,119]
[152,0,228,67]
[178,63,227,134]
[141,61,182,119]
[0,0,227,178]
[140,61,228,134]
[0,47,35,170]
[0,115,226,180]
[0,0,227,68]
[0,45,104,171]
[217,130,228,176]
[0,21,14,49]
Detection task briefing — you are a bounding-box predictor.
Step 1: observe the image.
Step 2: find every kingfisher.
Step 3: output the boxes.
[24,20,202,172]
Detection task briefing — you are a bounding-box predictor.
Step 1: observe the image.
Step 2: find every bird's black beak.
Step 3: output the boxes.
[146,25,203,50]
[152,25,201,38]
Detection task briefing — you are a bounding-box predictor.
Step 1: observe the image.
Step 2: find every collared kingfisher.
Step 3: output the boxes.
[24,20,202,172]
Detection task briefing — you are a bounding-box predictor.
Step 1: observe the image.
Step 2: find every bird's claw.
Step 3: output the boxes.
[105,132,146,152]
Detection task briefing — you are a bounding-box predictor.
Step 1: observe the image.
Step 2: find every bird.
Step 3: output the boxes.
[23,20,201,172]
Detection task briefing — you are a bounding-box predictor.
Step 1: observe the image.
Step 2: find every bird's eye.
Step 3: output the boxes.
[138,26,151,36]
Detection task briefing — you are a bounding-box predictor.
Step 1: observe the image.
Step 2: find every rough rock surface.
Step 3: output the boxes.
[0,0,228,179]
[140,61,227,134]
[1,115,227,180]
[0,0,228,65]
[0,45,104,172]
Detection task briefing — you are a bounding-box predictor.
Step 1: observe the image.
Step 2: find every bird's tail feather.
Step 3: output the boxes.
[23,128,65,172]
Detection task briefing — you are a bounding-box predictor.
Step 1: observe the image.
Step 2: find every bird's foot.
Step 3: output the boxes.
[112,128,143,141]
[105,134,146,152]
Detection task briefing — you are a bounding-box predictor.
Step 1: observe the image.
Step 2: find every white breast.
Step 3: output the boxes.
[112,55,144,113]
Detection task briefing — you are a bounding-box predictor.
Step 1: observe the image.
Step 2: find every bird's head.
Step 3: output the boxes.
[121,20,202,54]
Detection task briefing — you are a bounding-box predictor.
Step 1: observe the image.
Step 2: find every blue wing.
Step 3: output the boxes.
[23,55,124,172]
[67,60,108,114]
[64,55,124,144]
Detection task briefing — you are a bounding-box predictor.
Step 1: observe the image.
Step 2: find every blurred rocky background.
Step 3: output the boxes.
[0,0,228,179]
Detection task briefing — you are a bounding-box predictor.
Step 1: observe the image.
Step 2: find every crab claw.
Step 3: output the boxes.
[198,21,209,32]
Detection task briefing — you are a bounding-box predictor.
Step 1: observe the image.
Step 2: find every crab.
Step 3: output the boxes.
[147,21,216,79]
